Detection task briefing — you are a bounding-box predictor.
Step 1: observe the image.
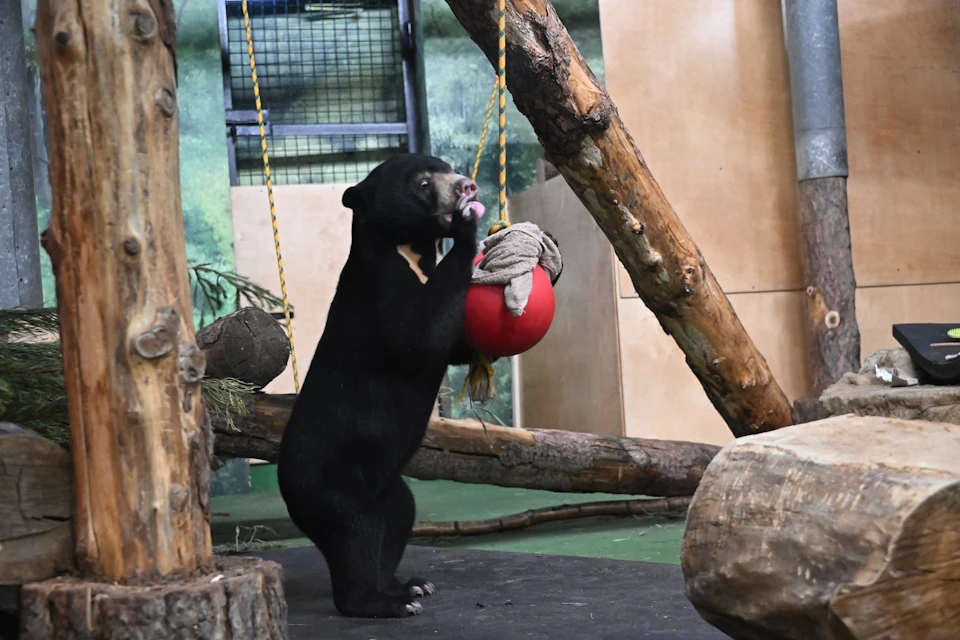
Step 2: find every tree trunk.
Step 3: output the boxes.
[33,3,288,636]
[681,414,960,640]
[20,556,288,640]
[36,0,211,581]
[442,0,793,438]
[0,423,73,585]
[797,177,861,394]
[212,393,721,497]
[196,306,291,387]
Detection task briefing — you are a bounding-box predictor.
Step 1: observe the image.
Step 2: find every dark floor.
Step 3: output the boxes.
[255,544,728,640]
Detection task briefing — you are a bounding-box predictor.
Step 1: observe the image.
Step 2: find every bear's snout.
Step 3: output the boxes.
[456,177,478,200]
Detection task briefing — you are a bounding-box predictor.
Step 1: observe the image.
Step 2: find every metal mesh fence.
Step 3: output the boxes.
[222,0,412,186]
[232,133,407,185]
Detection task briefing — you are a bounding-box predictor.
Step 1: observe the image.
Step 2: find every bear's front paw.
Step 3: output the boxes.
[450,199,482,239]
[542,229,563,285]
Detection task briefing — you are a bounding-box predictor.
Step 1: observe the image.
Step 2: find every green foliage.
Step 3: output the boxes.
[189,262,290,329]
[0,307,60,338]
[0,258,280,439]
[0,326,260,449]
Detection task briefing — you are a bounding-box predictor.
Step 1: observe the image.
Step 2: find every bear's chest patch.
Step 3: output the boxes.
[397,244,429,284]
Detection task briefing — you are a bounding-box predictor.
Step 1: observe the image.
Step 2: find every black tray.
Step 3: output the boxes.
[892,323,960,384]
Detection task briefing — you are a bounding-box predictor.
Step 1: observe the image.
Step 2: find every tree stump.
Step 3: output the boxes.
[20,556,287,639]
[196,307,291,388]
[681,414,960,640]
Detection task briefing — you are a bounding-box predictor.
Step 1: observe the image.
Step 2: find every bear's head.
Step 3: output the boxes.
[342,153,485,243]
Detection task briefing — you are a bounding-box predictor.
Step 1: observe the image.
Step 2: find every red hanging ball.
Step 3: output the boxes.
[463,252,556,358]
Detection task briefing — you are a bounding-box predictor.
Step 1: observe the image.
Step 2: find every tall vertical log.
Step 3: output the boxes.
[36,0,210,581]
[443,0,794,437]
[796,178,860,392]
[783,0,861,396]
[25,2,288,637]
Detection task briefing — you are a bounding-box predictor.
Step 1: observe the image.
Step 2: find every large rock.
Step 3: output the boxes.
[818,348,960,425]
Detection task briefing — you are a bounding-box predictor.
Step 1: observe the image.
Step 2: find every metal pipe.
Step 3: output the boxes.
[782,0,849,181]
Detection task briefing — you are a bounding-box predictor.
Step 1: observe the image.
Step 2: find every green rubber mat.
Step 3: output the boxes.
[211,475,687,565]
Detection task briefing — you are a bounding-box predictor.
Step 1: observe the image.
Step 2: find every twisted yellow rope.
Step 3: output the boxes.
[241,0,300,393]
[471,80,498,182]
[460,0,510,405]
[491,0,509,235]
[472,0,509,236]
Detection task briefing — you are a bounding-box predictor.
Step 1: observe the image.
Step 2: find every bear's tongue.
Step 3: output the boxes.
[461,201,484,220]
[445,201,485,225]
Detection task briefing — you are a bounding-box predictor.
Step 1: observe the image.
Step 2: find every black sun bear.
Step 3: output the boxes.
[276,153,482,619]
[277,153,560,619]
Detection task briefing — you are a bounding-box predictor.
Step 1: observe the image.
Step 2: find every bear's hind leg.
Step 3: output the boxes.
[298,488,423,618]
[378,476,435,598]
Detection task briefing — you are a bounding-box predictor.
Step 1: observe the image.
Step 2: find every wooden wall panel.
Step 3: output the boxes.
[231,184,352,395]
[510,179,625,436]
[857,283,960,358]
[618,290,811,447]
[839,0,960,288]
[599,0,802,297]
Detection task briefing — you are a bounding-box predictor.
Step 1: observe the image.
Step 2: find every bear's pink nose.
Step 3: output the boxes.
[457,178,478,199]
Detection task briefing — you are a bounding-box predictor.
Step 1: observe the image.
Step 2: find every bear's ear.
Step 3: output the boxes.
[342,185,364,212]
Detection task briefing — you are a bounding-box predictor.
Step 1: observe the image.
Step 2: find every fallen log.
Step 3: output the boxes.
[213,393,721,496]
[196,306,290,388]
[681,414,960,640]
[411,496,691,538]
[442,0,793,438]
[0,423,73,585]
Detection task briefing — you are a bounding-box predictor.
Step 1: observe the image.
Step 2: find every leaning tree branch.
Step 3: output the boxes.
[411,496,692,537]
[442,0,794,437]
[212,393,720,497]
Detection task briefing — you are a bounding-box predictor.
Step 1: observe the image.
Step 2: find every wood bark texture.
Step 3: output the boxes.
[0,423,73,585]
[443,0,793,437]
[681,414,960,640]
[35,0,212,581]
[19,556,288,639]
[212,393,721,496]
[797,177,861,394]
[196,306,291,388]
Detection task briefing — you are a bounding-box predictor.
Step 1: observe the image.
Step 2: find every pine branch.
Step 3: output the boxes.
[0,339,259,443]
[0,308,60,338]
[188,263,289,327]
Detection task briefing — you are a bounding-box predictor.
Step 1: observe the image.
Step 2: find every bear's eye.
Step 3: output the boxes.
[419,179,430,189]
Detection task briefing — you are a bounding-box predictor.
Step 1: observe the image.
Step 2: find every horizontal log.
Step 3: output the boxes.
[681,414,960,640]
[196,306,291,388]
[412,496,692,537]
[212,393,721,496]
[0,423,74,585]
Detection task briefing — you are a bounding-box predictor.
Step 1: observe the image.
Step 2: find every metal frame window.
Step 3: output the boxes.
[219,0,425,186]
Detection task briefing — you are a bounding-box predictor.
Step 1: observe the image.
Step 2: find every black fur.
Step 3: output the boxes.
[277,154,486,618]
